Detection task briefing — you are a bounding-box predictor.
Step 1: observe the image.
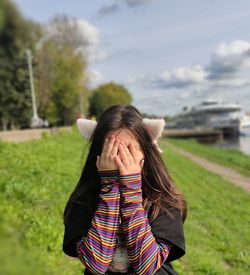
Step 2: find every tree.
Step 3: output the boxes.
[34,15,89,126]
[89,82,132,119]
[0,0,42,130]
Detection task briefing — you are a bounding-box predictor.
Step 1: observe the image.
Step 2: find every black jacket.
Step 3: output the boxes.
[62,201,186,275]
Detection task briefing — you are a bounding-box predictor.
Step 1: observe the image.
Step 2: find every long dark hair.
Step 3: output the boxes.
[63,105,187,226]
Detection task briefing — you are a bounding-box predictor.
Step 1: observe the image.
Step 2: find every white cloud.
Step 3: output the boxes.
[88,70,104,82]
[129,40,250,91]
[150,65,207,88]
[43,18,105,64]
[87,69,105,84]
[214,40,250,57]
[208,40,250,79]
[125,73,145,84]
[73,20,106,63]
[178,91,192,99]
[210,78,250,88]
[75,20,99,47]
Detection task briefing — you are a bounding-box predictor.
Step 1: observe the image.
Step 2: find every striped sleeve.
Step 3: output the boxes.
[119,172,172,275]
[76,170,120,275]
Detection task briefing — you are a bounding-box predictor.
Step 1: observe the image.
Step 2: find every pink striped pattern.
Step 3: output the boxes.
[119,172,172,274]
[76,170,172,274]
[76,170,120,274]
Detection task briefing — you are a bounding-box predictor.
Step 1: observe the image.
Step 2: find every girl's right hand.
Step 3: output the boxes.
[96,136,120,171]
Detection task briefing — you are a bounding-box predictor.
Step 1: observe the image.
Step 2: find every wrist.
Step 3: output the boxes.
[99,169,119,185]
[119,171,142,180]
[119,172,142,190]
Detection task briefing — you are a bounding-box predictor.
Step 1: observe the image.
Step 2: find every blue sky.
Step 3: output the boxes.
[14,0,250,116]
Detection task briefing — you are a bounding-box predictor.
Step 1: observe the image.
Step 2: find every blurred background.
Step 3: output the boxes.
[0,0,249,274]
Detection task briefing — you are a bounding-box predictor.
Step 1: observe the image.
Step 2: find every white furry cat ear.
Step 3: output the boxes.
[142,118,165,140]
[76,118,97,140]
[142,118,165,153]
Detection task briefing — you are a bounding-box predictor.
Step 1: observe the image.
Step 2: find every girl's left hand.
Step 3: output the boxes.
[114,141,144,176]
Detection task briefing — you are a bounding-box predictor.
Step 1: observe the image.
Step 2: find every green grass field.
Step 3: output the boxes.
[162,138,250,177]
[0,127,249,274]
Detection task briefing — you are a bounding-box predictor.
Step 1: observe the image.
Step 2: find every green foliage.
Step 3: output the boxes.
[0,0,42,130]
[35,15,89,127]
[0,3,89,130]
[0,131,249,274]
[36,42,86,126]
[89,82,132,119]
[159,140,250,274]
[0,127,88,274]
[0,1,5,32]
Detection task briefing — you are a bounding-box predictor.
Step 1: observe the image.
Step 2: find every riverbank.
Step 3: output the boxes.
[0,128,249,274]
[161,138,250,178]
[162,140,250,192]
[212,126,250,156]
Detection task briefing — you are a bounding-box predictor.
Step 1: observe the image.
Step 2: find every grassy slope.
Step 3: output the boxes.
[162,138,250,177]
[0,128,249,274]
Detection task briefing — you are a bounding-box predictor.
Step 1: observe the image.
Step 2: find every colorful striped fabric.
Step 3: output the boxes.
[76,170,172,275]
[76,169,120,274]
[119,172,172,274]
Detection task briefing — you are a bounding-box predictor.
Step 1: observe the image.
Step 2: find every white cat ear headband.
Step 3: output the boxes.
[76,117,165,153]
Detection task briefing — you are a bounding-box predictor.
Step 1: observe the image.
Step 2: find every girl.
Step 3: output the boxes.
[62,105,187,275]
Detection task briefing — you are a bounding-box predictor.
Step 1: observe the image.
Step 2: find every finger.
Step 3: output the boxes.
[110,138,120,158]
[101,138,109,157]
[121,142,134,163]
[105,136,116,157]
[114,155,126,174]
[118,143,130,165]
[128,142,137,161]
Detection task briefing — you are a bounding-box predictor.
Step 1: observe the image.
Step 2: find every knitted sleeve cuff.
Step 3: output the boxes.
[98,169,119,185]
[119,172,142,190]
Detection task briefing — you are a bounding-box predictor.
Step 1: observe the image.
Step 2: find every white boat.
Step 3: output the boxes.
[240,112,250,128]
[166,99,249,136]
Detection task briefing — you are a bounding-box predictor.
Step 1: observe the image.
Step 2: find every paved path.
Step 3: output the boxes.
[165,142,250,192]
[0,126,72,142]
